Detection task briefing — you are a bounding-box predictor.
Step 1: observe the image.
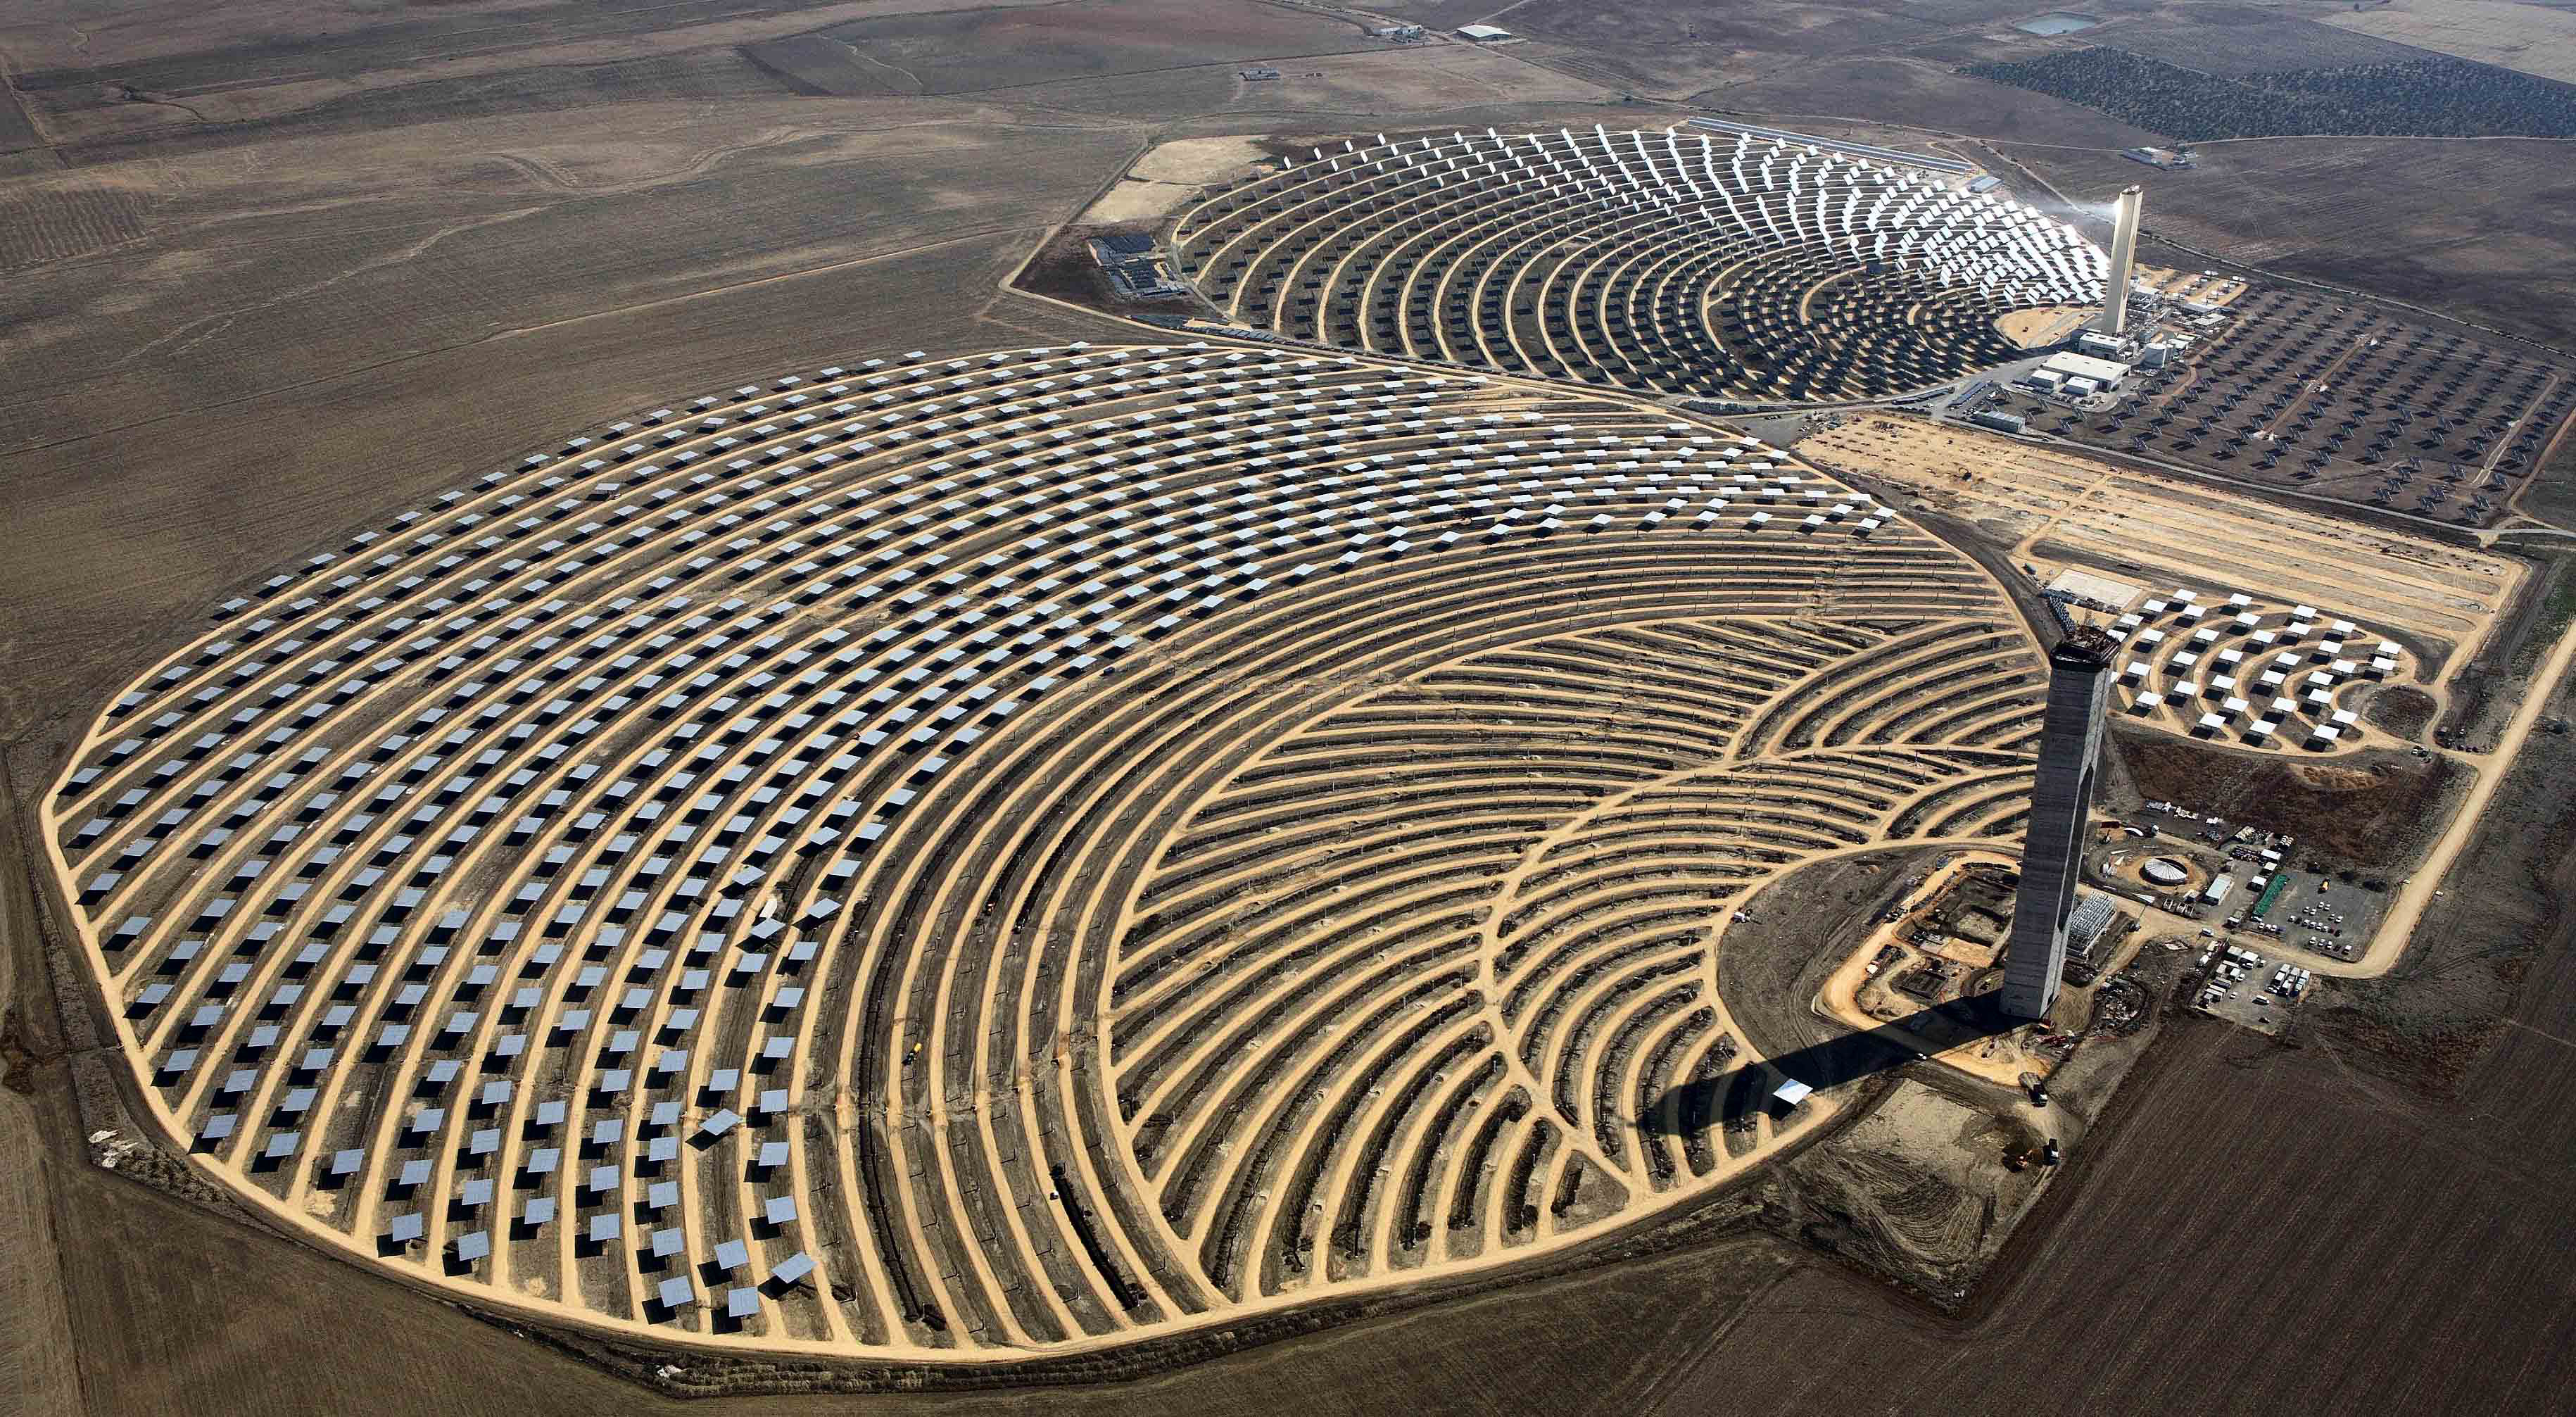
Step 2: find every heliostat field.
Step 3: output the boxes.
[1173,125,2105,402]
[45,342,2047,1356]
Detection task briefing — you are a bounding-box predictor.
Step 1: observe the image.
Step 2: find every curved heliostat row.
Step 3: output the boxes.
[1170,126,2105,403]
[1118,615,2040,1299]
[45,339,2039,1359]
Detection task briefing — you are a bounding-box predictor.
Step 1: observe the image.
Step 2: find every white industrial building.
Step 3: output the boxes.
[1455,23,1513,42]
[2038,351,2130,391]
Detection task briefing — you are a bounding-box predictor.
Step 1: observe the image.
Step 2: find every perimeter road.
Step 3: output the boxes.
[2349,607,2576,976]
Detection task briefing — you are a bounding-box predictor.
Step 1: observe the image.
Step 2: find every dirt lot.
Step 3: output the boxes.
[2107,731,2465,871]
[1784,1077,2047,1300]
[2437,547,2575,744]
[2365,684,2439,740]
[0,793,82,1417]
[1461,0,2042,99]
[2102,11,2441,75]
[1,1,1029,158]
[2525,413,2576,529]
[1709,55,2168,148]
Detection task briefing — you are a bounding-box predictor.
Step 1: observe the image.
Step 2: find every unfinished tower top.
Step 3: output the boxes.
[2053,625,2119,669]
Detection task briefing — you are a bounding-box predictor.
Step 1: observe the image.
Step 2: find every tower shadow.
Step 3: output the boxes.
[1637,995,2021,1135]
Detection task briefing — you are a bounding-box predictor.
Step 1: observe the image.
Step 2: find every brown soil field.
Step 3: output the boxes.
[1707,55,2169,149]
[2528,427,2576,529]
[2438,548,2573,744]
[2109,731,2465,870]
[2102,11,2444,75]
[2365,684,2440,739]
[1486,0,2040,98]
[1652,1010,2576,1415]
[1217,46,1615,115]
[2004,135,2576,350]
[0,790,83,1417]
[973,56,1617,129]
[2,2,1027,160]
[809,0,1378,96]
[969,46,1622,125]
[0,82,41,153]
[2311,653,2576,1095]
[2325,0,2576,84]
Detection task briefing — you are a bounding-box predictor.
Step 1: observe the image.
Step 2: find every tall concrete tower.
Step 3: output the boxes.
[1999,626,2117,1021]
[2093,185,2144,338]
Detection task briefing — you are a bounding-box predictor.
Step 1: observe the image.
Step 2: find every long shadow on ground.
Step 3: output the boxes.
[1639,996,2020,1135]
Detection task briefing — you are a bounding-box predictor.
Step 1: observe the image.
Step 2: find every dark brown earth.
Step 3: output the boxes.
[2365,684,2439,741]
[2107,731,2464,872]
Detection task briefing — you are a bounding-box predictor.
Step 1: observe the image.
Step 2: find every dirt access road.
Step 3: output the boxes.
[2354,610,2576,974]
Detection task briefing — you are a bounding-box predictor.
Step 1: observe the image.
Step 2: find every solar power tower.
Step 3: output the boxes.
[2000,626,2118,1020]
[2093,185,2145,338]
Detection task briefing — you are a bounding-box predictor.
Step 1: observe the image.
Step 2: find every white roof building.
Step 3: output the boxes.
[2040,351,2131,387]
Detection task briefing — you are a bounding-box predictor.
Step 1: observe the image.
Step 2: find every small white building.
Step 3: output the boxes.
[1455,23,1513,42]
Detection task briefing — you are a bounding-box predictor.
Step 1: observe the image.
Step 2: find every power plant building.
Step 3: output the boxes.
[2000,629,2116,1020]
[2038,351,2130,391]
